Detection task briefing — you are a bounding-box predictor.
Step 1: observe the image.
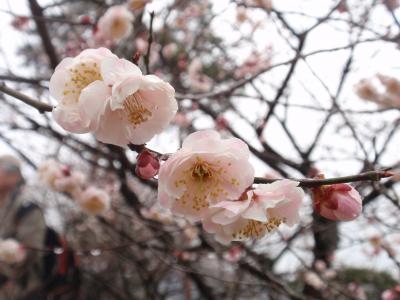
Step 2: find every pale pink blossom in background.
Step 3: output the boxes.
[53,170,86,197]
[77,187,111,215]
[158,130,254,221]
[97,5,134,42]
[83,56,177,146]
[312,183,362,221]
[127,0,152,11]
[187,58,213,92]
[162,43,178,59]
[203,180,304,244]
[234,49,272,78]
[0,239,26,264]
[134,37,148,53]
[37,159,64,189]
[50,48,117,133]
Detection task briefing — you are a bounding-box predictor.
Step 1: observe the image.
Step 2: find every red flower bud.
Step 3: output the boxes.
[312,183,362,221]
[135,150,160,180]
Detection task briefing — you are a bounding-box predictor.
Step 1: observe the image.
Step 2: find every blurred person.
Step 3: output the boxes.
[0,155,80,299]
[0,155,47,299]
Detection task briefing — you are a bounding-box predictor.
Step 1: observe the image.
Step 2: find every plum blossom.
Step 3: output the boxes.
[81,56,177,146]
[77,187,111,215]
[0,239,26,264]
[97,5,134,42]
[158,130,254,221]
[38,160,86,197]
[202,180,304,244]
[50,48,117,133]
[311,183,362,221]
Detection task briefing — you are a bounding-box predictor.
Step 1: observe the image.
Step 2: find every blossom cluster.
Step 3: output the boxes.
[50,47,178,146]
[49,48,364,244]
[38,159,110,216]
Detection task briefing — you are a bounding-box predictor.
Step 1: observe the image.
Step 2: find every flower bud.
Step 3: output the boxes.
[135,150,160,180]
[312,183,362,221]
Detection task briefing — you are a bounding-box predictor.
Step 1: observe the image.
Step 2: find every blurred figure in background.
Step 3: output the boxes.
[0,155,46,299]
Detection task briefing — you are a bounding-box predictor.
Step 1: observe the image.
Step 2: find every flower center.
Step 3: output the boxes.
[232,217,286,240]
[63,61,102,100]
[123,92,152,127]
[191,160,214,180]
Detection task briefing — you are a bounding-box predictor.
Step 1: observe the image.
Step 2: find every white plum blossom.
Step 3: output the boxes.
[202,180,304,244]
[50,48,117,133]
[158,130,255,221]
[0,239,26,264]
[77,187,111,215]
[97,5,134,42]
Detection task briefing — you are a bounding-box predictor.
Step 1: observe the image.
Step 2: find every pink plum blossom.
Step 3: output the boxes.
[50,48,117,133]
[77,187,111,215]
[97,5,134,42]
[53,170,86,198]
[81,56,177,146]
[202,180,304,244]
[312,183,362,221]
[158,130,255,221]
[0,239,26,264]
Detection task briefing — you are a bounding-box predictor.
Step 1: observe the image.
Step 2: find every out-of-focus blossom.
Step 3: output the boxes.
[135,37,148,53]
[97,5,134,42]
[84,56,177,146]
[215,115,229,131]
[162,43,178,59]
[158,130,254,221]
[0,239,26,264]
[11,16,30,30]
[337,0,348,13]
[50,48,117,133]
[312,183,362,221]
[54,170,86,197]
[77,187,111,215]
[135,150,160,179]
[355,78,380,102]
[355,75,400,108]
[304,271,326,290]
[38,159,64,189]
[382,286,400,300]
[203,180,304,244]
[140,206,174,224]
[127,0,152,10]
[187,58,213,92]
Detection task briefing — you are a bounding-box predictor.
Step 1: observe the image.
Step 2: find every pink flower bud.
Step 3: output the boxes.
[312,183,362,221]
[135,150,160,180]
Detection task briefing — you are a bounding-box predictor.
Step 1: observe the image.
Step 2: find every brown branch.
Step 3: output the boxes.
[254,169,393,188]
[0,83,53,113]
[28,0,59,70]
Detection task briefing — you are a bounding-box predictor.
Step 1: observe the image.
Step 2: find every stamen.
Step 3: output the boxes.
[123,92,152,127]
